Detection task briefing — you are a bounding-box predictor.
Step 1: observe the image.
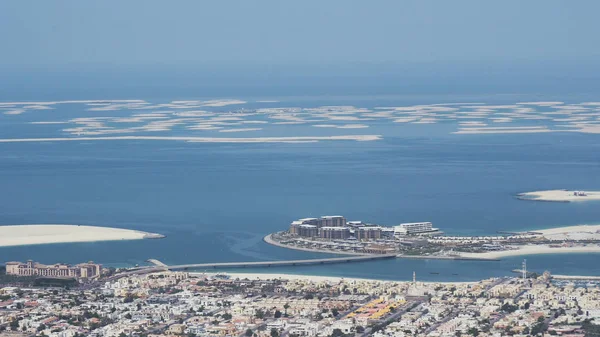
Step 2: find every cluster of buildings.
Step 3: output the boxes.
[4,260,102,280]
[288,215,440,241]
[1,269,600,337]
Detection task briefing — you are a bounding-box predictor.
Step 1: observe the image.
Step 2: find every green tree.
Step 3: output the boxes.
[331,308,339,317]
[330,329,344,337]
[245,329,253,337]
[274,310,282,318]
[283,303,290,316]
[467,327,479,336]
[270,328,279,337]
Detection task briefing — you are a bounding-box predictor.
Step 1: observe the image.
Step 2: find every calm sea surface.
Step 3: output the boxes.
[1,92,599,282]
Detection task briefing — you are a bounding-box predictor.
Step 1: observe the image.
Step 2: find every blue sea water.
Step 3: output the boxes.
[1,89,599,282]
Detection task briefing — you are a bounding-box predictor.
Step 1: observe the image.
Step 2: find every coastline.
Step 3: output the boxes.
[397,254,499,261]
[263,233,369,256]
[459,244,600,259]
[517,189,600,203]
[0,224,164,248]
[192,272,477,285]
[265,224,600,261]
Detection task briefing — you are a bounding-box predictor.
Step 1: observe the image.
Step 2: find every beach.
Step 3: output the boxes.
[191,272,476,285]
[263,234,367,256]
[535,224,600,240]
[459,224,600,259]
[460,244,600,259]
[518,189,600,202]
[0,224,163,247]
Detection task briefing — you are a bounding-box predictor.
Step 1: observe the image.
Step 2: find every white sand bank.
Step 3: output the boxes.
[0,224,163,247]
[518,190,600,202]
[460,244,600,259]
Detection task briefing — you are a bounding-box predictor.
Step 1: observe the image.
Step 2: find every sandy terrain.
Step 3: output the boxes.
[459,225,600,259]
[536,224,600,236]
[518,190,600,202]
[192,272,475,285]
[0,224,163,247]
[459,244,600,259]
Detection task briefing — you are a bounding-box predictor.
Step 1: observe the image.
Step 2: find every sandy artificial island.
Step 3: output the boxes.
[460,225,600,259]
[517,189,600,202]
[0,224,164,247]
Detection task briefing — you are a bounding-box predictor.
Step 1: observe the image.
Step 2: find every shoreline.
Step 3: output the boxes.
[517,189,600,203]
[191,272,477,285]
[397,254,499,261]
[459,244,600,259]
[0,224,165,248]
[265,224,600,261]
[263,233,369,256]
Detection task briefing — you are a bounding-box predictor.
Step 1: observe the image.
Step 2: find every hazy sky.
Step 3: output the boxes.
[1,0,599,71]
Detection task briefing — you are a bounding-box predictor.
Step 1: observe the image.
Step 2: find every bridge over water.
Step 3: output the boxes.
[148,254,396,271]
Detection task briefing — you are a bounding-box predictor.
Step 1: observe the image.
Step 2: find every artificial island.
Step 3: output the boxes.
[517,189,600,203]
[265,215,600,260]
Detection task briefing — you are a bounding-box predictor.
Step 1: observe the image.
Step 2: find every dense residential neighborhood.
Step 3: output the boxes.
[1,268,600,337]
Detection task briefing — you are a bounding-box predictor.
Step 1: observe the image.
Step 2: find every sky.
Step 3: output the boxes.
[1,0,599,69]
[1,1,599,99]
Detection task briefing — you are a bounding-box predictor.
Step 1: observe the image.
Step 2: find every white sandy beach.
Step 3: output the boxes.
[193,272,475,285]
[0,224,163,247]
[518,189,600,202]
[536,224,600,235]
[460,244,600,259]
[456,225,600,259]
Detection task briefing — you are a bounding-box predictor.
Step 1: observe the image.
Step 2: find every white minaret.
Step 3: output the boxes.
[413,271,416,284]
[522,259,527,281]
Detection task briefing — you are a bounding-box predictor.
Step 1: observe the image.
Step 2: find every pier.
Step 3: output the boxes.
[148,254,396,271]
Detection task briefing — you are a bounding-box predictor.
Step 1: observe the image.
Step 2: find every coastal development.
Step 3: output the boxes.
[266,216,600,260]
[5,260,102,279]
[2,267,600,337]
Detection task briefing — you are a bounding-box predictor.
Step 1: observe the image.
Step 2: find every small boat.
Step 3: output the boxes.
[452,273,458,276]
[430,272,440,275]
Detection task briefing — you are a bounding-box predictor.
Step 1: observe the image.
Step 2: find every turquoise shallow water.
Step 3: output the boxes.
[0,93,599,282]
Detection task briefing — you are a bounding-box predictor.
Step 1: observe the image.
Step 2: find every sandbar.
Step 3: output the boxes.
[459,244,600,260]
[0,135,382,143]
[517,190,600,202]
[0,224,164,247]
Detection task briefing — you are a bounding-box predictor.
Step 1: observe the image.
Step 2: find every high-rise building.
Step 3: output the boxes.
[319,216,347,227]
[319,227,350,240]
[393,222,439,236]
[355,227,382,241]
[297,224,319,238]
